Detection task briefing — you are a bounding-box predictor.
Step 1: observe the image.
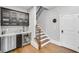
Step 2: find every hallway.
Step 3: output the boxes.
[10,43,76,53]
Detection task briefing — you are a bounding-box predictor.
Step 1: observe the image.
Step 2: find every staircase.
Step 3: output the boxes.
[36,6,48,20]
[35,24,50,49]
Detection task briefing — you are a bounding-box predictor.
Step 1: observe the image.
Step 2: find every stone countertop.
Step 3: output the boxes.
[0,31,31,37]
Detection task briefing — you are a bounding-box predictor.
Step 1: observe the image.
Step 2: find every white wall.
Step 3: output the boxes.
[37,6,79,52]
[37,8,60,41]
[55,6,79,15]
[28,7,38,49]
[37,10,48,32]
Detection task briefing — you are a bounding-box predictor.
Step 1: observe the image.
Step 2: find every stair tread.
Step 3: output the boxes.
[41,36,47,39]
[40,38,49,42]
[39,33,45,35]
[35,35,48,40]
[36,29,43,31]
[41,39,49,44]
[36,34,45,37]
[36,24,50,48]
[40,35,47,37]
[41,41,50,47]
[36,31,43,33]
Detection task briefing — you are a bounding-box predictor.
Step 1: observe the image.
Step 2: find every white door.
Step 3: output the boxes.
[73,14,79,48]
[60,15,75,44]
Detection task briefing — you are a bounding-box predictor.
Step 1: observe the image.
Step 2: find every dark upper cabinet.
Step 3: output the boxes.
[17,12,24,26]
[9,10,17,26]
[0,37,1,51]
[1,8,10,26]
[0,7,29,26]
[17,12,29,26]
[0,8,1,26]
[23,13,29,26]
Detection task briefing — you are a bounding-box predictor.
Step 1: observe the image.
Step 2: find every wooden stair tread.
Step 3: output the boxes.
[40,38,49,42]
[36,34,45,37]
[41,42,51,48]
[35,24,50,48]
[36,29,43,31]
[41,36,47,39]
[36,32,44,35]
[41,39,49,44]
[36,31,43,33]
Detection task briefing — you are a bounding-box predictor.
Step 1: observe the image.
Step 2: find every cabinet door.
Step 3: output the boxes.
[1,37,9,52]
[0,37,1,51]
[8,36,10,51]
[11,36,16,49]
[10,11,17,26]
[2,8,10,26]
[16,34,22,48]
[22,34,31,46]
[0,8,1,34]
[0,8,1,26]
[7,36,16,51]
[9,36,13,50]
[17,12,24,26]
[1,36,16,52]
[23,13,29,26]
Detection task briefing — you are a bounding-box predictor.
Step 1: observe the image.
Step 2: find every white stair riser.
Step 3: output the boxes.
[40,38,49,42]
[41,41,50,47]
[36,33,44,35]
[40,35,47,38]
[36,25,50,48]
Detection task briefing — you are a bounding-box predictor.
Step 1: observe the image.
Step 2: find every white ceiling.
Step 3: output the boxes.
[2,6,32,12]
[14,6,32,10]
[2,6,32,10]
[43,6,57,10]
[1,6,57,11]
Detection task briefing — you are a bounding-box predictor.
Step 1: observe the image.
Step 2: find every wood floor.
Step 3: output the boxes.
[10,43,77,53]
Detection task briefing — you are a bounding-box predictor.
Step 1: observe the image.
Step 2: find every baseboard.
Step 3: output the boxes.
[50,39,79,53]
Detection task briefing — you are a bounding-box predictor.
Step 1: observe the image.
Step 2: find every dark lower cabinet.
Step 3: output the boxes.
[16,34,22,48]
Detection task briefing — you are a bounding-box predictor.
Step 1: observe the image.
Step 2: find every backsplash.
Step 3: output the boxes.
[1,26,29,34]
